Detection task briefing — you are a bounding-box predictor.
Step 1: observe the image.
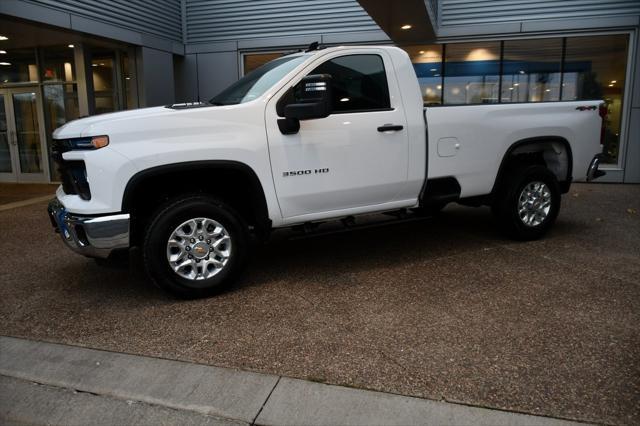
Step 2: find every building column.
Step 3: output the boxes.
[73,43,94,117]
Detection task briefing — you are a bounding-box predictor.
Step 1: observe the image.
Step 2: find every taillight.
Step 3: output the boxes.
[599,102,608,147]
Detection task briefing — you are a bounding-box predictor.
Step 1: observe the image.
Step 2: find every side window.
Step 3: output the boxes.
[311,54,391,112]
[276,54,392,116]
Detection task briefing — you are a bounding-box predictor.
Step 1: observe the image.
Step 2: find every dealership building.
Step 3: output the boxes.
[1,0,639,183]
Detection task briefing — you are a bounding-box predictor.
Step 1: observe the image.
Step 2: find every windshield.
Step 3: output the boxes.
[210,54,310,105]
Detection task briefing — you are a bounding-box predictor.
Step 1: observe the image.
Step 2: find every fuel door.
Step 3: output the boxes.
[437,137,460,157]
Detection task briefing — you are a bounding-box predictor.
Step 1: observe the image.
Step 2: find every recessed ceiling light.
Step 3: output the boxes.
[99,63,105,66]
[513,83,519,86]
[68,44,75,48]
[611,80,616,84]
[0,50,5,54]
[545,89,551,92]
[519,70,525,74]
[0,62,11,66]
[0,35,8,41]
[430,68,437,72]
[91,63,98,67]
[608,84,614,87]
[419,50,425,54]
[509,87,514,90]
[401,24,412,30]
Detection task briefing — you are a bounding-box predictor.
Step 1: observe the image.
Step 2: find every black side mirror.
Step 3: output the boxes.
[278,74,332,134]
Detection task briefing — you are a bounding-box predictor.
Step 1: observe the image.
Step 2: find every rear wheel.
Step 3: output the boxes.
[143,195,248,299]
[493,165,561,240]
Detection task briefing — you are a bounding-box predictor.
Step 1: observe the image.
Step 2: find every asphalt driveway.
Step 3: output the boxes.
[0,183,638,425]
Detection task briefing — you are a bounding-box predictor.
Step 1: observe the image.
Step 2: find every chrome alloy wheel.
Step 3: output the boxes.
[166,218,232,281]
[518,181,552,227]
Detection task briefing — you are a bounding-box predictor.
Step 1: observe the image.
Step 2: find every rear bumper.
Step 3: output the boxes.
[586,154,606,182]
[47,198,130,259]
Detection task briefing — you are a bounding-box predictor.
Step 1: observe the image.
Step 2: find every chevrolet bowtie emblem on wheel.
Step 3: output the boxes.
[194,246,207,255]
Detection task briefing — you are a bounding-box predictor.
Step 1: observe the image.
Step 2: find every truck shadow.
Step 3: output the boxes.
[69,205,583,301]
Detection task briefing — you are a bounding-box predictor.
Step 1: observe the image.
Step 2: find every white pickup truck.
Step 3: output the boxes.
[48,44,606,298]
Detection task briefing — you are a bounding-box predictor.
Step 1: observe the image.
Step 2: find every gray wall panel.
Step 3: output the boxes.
[624,109,640,183]
[186,0,380,44]
[440,0,640,27]
[196,51,239,100]
[174,54,200,102]
[0,0,71,28]
[321,29,390,44]
[139,47,176,107]
[22,0,183,42]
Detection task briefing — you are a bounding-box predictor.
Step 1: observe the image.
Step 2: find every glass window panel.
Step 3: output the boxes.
[0,48,38,84]
[403,45,442,105]
[44,84,79,180]
[501,38,562,103]
[92,54,117,114]
[42,45,75,82]
[243,52,285,75]
[562,34,629,164]
[443,42,500,105]
[13,91,43,174]
[310,54,390,112]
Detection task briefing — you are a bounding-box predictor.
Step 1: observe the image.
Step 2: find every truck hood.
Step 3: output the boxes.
[52,104,201,139]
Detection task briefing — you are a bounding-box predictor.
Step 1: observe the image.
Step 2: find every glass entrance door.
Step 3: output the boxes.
[0,87,49,182]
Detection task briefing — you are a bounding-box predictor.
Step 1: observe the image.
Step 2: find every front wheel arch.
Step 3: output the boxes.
[122,160,271,245]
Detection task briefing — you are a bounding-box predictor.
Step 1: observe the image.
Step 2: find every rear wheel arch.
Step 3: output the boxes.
[492,136,573,195]
[122,161,271,245]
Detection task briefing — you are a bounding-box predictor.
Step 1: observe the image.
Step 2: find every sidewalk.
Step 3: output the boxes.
[0,336,585,426]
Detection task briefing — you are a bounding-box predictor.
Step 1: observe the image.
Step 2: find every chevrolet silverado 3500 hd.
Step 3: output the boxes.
[48,45,606,298]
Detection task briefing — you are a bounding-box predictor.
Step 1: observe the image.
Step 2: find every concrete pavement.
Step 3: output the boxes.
[1,183,639,424]
[0,336,585,426]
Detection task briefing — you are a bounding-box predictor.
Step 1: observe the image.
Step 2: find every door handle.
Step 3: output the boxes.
[377,124,403,132]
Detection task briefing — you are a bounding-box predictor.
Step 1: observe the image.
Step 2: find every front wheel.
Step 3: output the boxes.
[493,165,561,240]
[143,195,248,299]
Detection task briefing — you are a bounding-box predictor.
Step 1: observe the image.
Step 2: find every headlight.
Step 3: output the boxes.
[67,135,109,150]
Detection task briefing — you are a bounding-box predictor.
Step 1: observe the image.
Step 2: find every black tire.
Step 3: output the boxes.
[492,165,561,240]
[143,195,248,299]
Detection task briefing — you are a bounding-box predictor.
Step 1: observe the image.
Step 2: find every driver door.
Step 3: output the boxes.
[265,51,409,220]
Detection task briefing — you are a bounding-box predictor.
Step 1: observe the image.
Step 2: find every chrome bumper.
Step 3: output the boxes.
[586,154,606,182]
[47,198,130,259]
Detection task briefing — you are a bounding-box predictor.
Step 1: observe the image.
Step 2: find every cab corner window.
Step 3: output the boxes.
[311,54,390,113]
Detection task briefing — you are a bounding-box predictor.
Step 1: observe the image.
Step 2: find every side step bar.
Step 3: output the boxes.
[287,209,433,240]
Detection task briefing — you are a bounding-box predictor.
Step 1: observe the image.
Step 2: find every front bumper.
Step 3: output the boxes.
[586,154,606,182]
[47,198,130,259]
